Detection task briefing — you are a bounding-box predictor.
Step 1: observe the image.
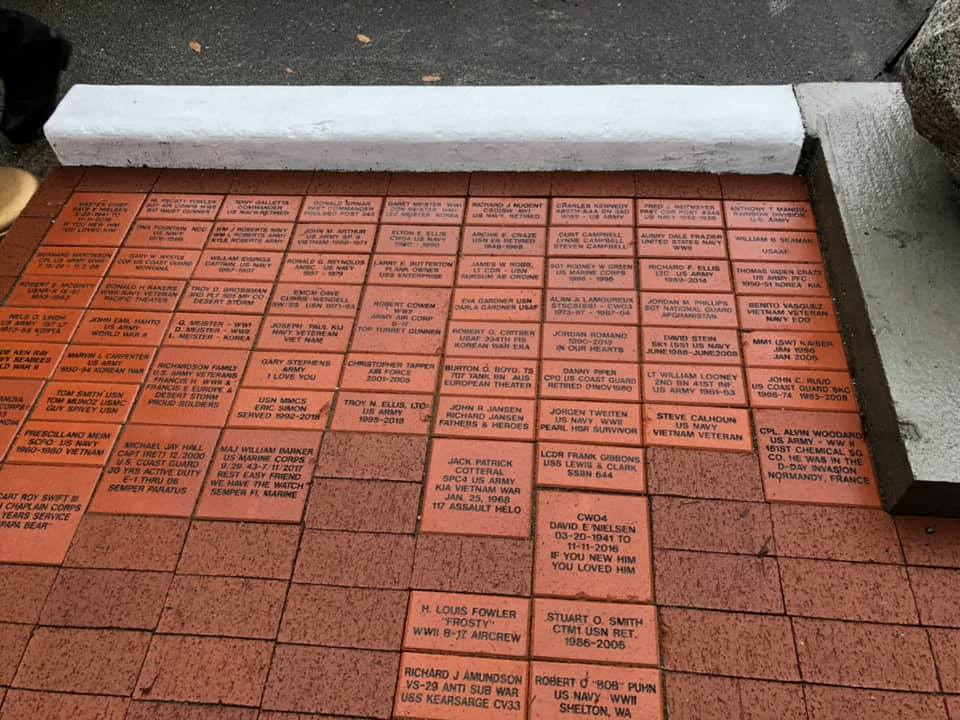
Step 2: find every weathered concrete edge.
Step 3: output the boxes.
[44,84,803,173]
[797,82,960,516]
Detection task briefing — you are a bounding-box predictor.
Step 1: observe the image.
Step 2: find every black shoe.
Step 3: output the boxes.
[1,30,71,144]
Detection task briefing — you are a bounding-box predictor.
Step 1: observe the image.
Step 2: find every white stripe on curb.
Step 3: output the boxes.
[45,84,804,173]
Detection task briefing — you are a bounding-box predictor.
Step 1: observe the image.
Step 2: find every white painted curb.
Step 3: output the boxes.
[45,84,804,174]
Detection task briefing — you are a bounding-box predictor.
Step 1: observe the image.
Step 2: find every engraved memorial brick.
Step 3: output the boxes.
[300,195,382,222]
[451,289,542,322]
[542,323,639,362]
[91,424,220,516]
[531,597,658,666]
[73,310,170,345]
[741,331,847,370]
[643,403,752,451]
[206,221,293,251]
[456,256,544,287]
[381,197,465,225]
[227,388,333,430]
[534,490,652,601]
[640,259,732,292]
[422,439,534,538]
[548,227,634,256]
[369,254,457,286]
[44,192,144,246]
[747,368,857,411]
[465,197,548,225]
[539,360,640,403]
[641,327,741,365]
[164,313,260,348]
[341,354,440,393]
[755,409,881,507]
[353,286,450,354]
[8,421,120,465]
[551,199,634,226]
[0,465,100,563]
[258,315,353,352]
[132,347,248,426]
[403,591,529,657]
[733,261,829,296]
[268,283,361,317]
[642,363,747,406]
[196,428,321,522]
[377,224,460,254]
[139,193,223,220]
[528,662,662,720]
[641,292,738,328]
[727,229,822,262]
[124,219,212,249]
[291,223,376,253]
[440,359,537,398]
[636,199,723,228]
[636,228,726,258]
[219,195,301,221]
[434,396,536,440]
[537,442,645,493]
[538,399,642,445]
[279,253,369,283]
[462,226,545,255]
[332,392,433,434]
[180,280,273,314]
[737,296,839,332]
[394,652,527,720]
[243,351,342,390]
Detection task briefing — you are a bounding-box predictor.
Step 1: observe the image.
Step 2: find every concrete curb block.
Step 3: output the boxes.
[44,84,804,173]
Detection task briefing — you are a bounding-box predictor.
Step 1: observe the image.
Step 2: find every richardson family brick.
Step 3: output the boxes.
[770,504,903,564]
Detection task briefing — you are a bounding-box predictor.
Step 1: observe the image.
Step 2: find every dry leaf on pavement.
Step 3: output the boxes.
[188,41,203,54]
[356,33,372,44]
[421,74,442,83]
